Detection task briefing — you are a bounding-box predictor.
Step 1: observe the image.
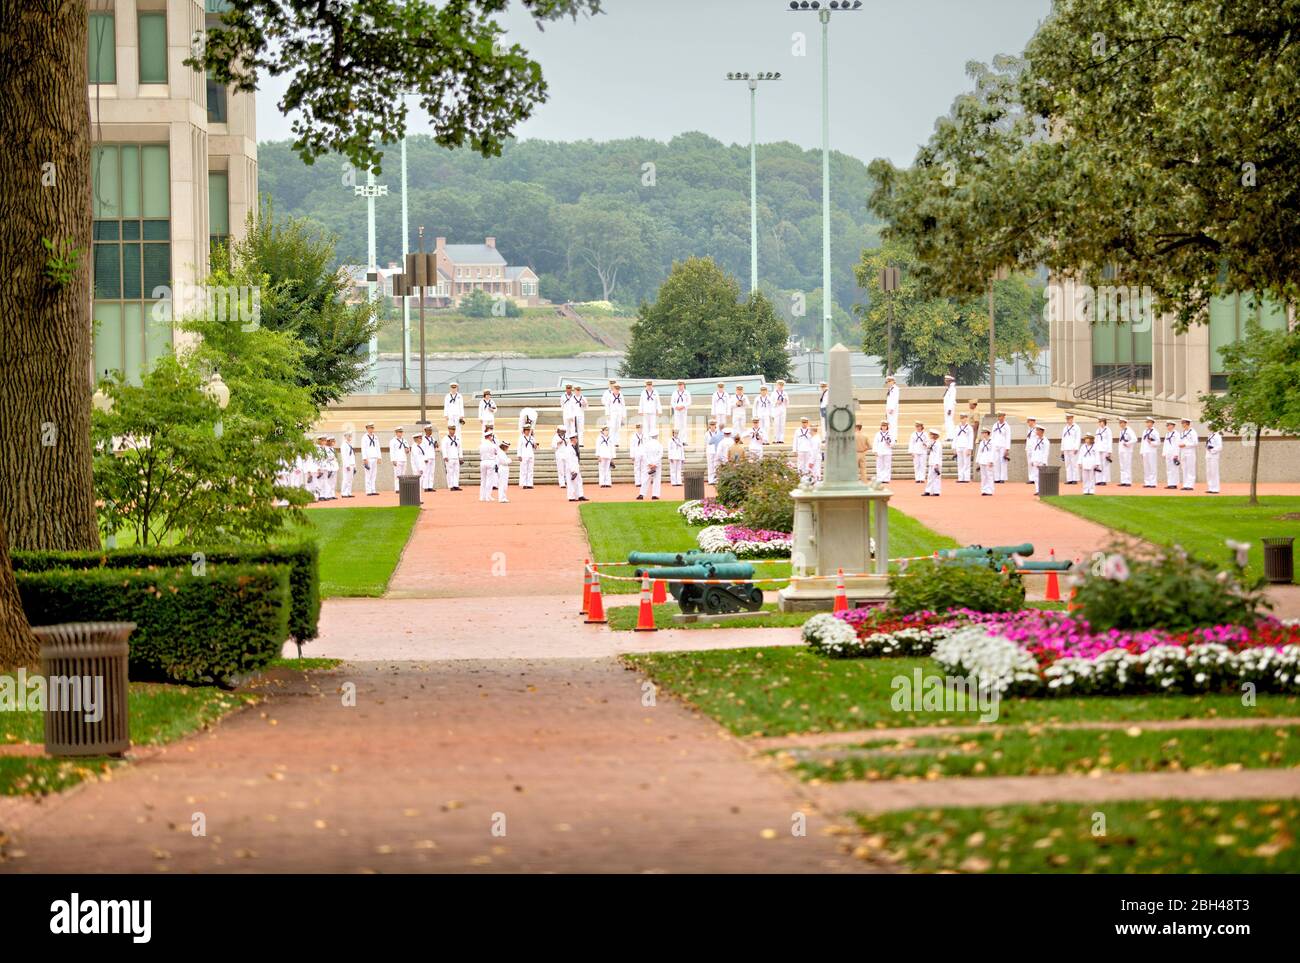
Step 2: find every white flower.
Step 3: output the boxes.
[1103,553,1130,582]
[1225,539,1251,568]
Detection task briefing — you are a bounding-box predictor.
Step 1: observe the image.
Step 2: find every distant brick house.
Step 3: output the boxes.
[342,237,540,308]
[435,237,540,307]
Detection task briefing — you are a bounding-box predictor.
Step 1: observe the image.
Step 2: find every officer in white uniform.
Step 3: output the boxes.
[639,380,662,437]
[772,380,789,443]
[1116,418,1136,486]
[1028,426,1050,494]
[977,429,997,495]
[420,425,438,491]
[884,376,900,440]
[1139,417,1161,488]
[601,381,627,447]
[1205,428,1223,493]
[1095,417,1114,485]
[729,385,749,435]
[951,413,974,482]
[629,422,645,487]
[559,431,587,501]
[753,385,774,441]
[942,375,957,441]
[1079,434,1100,494]
[596,425,615,487]
[478,431,499,501]
[389,426,409,492]
[818,381,829,435]
[478,390,497,434]
[793,418,817,480]
[908,422,928,483]
[1161,420,1180,488]
[495,441,512,503]
[668,428,686,485]
[1060,414,1082,483]
[361,422,382,496]
[746,418,765,459]
[339,431,357,498]
[923,430,944,496]
[670,381,691,438]
[518,425,539,488]
[990,413,1012,483]
[638,432,663,500]
[1022,418,1039,485]
[1177,419,1199,490]
[409,433,428,492]
[442,425,463,490]
[443,382,465,428]
[571,386,588,446]
[710,382,730,430]
[874,421,893,481]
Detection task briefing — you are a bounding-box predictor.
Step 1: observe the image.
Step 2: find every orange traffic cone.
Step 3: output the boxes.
[580,559,592,615]
[833,568,849,614]
[584,573,607,624]
[1045,548,1061,601]
[1067,587,1080,612]
[652,578,668,604]
[635,574,657,631]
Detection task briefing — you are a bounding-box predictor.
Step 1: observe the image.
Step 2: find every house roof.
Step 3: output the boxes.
[505,266,537,280]
[442,244,506,266]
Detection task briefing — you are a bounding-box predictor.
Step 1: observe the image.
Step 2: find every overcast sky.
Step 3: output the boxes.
[255,0,1052,166]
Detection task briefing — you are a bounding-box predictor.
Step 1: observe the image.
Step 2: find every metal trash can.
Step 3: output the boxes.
[683,469,705,501]
[1262,537,1295,584]
[1036,465,1061,497]
[398,472,422,506]
[32,621,134,758]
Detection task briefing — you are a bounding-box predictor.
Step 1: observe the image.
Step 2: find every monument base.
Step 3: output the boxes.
[777,576,892,612]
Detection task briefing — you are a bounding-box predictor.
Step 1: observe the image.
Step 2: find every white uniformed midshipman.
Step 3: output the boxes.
[1139,417,1161,488]
[794,418,817,479]
[942,375,957,441]
[671,381,691,437]
[990,413,1011,483]
[638,432,663,500]
[1162,420,1180,489]
[601,381,627,446]
[668,428,686,486]
[339,431,357,498]
[1205,428,1223,493]
[443,382,465,427]
[478,432,499,501]
[1094,417,1113,486]
[1028,427,1050,494]
[596,426,615,487]
[518,425,539,489]
[874,422,892,481]
[639,381,662,437]
[389,427,408,492]
[1116,418,1135,486]
[1177,419,1199,490]
[772,380,789,442]
[442,425,463,490]
[1060,414,1081,483]
[361,423,382,495]
[951,414,974,482]
[909,423,928,483]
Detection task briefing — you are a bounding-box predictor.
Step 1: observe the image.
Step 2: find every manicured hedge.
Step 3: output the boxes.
[17,563,290,685]
[12,542,319,643]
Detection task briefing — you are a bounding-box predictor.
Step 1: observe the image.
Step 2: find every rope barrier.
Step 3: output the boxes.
[585,561,1057,586]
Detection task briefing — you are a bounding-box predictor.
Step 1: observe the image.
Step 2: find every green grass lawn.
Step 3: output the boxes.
[854,799,1300,873]
[0,678,256,796]
[791,723,1300,782]
[1043,495,1300,583]
[621,647,1300,738]
[579,501,960,596]
[297,506,418,596]
[376,313,635,356]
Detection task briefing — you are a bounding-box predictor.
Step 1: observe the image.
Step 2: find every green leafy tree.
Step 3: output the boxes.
[1199,323,1300,506]
[853,241,1040,384]
[621,258,791,381]
[92,353,313,547]
[867,0,1300,328]
[221,200,378,406]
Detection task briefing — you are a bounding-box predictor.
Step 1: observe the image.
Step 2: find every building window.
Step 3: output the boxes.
[208,171,229,250]
[92,144,172,385]
[88,13,116,83]
[1209,292,1287,379]
[138,12,167,84]
[206,69,228,123]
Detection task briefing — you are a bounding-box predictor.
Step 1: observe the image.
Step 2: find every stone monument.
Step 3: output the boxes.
[777,344,893,611]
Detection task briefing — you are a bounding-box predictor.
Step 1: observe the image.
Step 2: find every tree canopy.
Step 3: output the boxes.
[621,258,791,382]
[853,241,1042,385]
[866,0,1300,328]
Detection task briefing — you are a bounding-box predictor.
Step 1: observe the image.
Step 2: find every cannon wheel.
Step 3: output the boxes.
[703,588,726,614]
[748,587,763,608]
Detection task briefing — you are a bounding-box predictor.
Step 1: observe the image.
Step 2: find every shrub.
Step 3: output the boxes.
[17,563,291,685]
[715,455,799,511]
[741,467,798,533]
[889,560,1025,616]
[11,542,320,644]
[1071,543,1267,633]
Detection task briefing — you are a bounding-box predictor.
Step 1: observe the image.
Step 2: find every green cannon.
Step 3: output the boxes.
[1017,559,1073,572]
[936,543,1034,560]
[626,550,738,567]
[634,562,762,615]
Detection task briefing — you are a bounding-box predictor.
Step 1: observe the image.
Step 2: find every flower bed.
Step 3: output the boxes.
[807,608,966,658]
[932,611,1300,696]
[697,524,792,559]
[678,499,744,526]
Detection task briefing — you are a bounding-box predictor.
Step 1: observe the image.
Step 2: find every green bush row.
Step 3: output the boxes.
[889,559,1026,616]
[12,542,319,643]
[17,563,290,685]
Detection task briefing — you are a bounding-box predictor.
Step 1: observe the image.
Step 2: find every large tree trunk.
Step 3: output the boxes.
[0,517,38,668]
[1249,426,1262,507]
[0,2,100,657]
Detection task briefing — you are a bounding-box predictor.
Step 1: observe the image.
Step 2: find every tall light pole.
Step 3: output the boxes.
[401,133,411,390]
[725,71,781,294]
[354,157,388,384]
[789,0,861,378]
